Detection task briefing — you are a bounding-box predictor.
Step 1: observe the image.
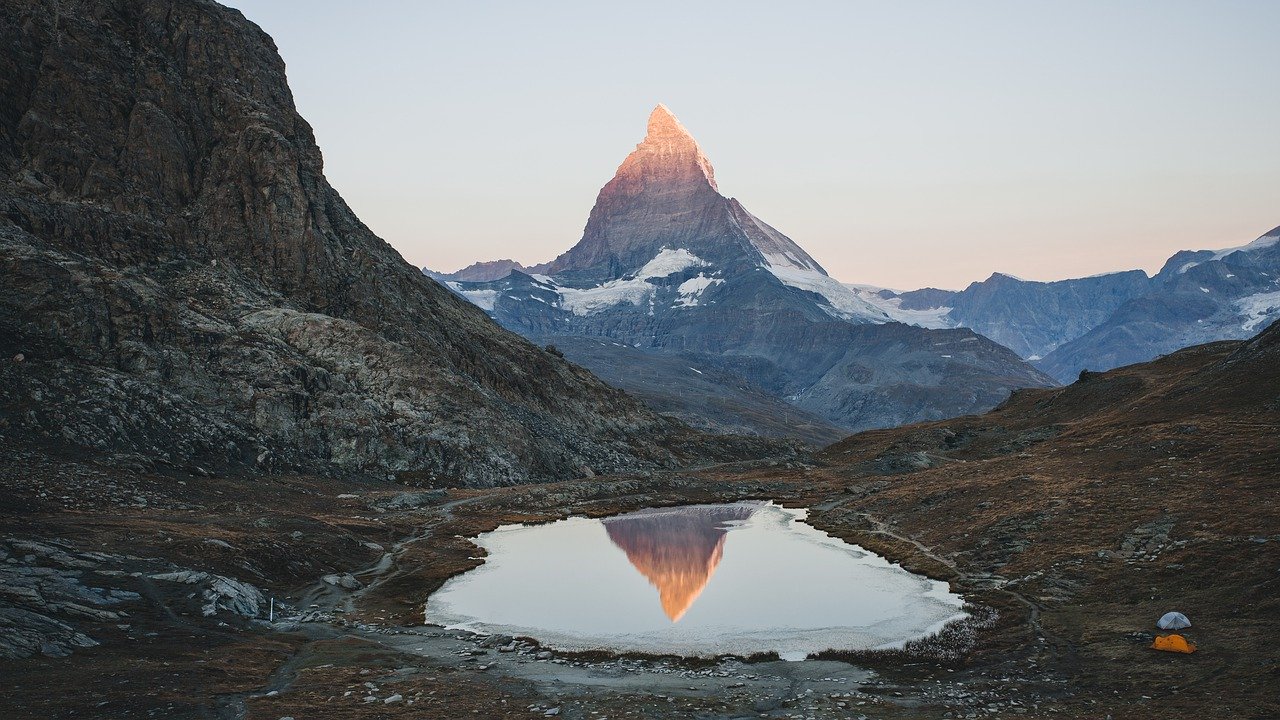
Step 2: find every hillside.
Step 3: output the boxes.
[798,319,1280,716]
[0,0,779,486]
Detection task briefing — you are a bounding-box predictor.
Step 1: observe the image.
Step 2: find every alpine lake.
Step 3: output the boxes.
[425,502,966,660]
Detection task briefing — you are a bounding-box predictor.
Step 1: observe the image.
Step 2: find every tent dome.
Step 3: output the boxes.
[1157,611,1191,630]
[1152,634,1196,654]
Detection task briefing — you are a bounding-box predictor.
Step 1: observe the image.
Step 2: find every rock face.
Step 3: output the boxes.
[0,0,775,486]
[442,106,1055,434]
[867,226,1280,382]
[945,270,1152,359]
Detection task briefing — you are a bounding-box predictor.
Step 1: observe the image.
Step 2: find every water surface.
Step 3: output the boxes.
[424,502,964,659]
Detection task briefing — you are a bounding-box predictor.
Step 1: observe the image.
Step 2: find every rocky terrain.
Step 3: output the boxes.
[2,320,1275,719]
[438,107,1055,437]
[0,0,791,487]
[870,225,1280,382]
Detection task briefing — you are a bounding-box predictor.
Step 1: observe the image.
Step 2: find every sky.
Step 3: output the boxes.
[224,0,1280,290]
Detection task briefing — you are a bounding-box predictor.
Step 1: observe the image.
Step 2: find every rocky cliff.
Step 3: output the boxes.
[0,0,774,486]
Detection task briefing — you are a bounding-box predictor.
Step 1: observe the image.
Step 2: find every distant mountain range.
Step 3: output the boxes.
[426,258,545,283]
[858,225,1280,382]
[427,106,1054,439]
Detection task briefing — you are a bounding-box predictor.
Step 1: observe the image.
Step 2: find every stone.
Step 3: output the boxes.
[149,571,265,617]
[369,491,447,511]
[321,573,362,590]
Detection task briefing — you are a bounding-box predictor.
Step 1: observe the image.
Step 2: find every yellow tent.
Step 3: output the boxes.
[1152,634,1196,654]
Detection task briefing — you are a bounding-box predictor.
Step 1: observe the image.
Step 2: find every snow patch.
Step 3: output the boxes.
[1236,290,1280,331]
[1212,232,1280,261]
[1179,231,1280,274]
[674,272,724,307]
[558,278,654,316]
[762,255,888,322]
[447,283,499,312]
[840,284,956,329]
[559,248,710,316]
[636,247,708,277]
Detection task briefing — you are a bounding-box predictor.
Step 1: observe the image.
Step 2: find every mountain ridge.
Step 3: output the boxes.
[860,225,1280,379]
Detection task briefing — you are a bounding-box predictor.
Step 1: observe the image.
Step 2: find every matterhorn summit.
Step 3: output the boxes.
[620,104,719,191]
[545,104,869,316]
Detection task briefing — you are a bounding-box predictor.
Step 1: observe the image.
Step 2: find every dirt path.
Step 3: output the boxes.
[811,497,1075,673]
[212,495,489,718]
[295,494,485,614]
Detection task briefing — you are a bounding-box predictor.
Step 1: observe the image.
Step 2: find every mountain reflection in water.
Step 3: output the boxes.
[602,504,758,621]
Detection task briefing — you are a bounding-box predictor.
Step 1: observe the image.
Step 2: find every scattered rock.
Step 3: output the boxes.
[149,571,265,617]
[320,573,363,590]
[369,490,447,511]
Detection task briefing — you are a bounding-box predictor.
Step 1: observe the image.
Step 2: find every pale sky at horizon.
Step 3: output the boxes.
[224,0,1280,290]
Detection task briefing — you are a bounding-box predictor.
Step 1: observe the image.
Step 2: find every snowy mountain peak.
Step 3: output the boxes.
[530,105,887,321]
